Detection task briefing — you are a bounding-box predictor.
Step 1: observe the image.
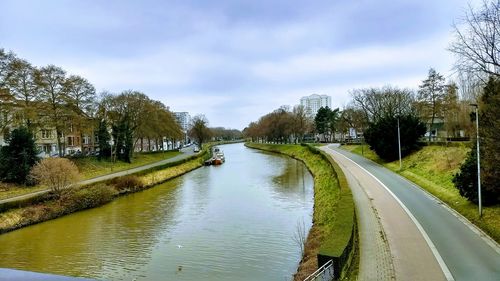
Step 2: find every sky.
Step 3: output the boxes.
[0,0,483,130]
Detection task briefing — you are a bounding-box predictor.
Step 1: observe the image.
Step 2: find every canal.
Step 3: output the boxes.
[0,143,314,280]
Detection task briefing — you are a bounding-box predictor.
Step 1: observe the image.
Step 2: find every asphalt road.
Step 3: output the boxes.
[325,145,500,281]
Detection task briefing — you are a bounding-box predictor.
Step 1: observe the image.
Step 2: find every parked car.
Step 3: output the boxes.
[193,146,200,153]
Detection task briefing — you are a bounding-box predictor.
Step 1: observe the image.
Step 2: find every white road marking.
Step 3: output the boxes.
[325,146,455,281]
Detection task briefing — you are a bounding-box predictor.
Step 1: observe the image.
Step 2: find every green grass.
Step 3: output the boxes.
[245,143,356,280]
[0,148,210,234]
[0,183,47,201]
[342,144,500,243]
[74,151,181,179]
[0,151,181,201]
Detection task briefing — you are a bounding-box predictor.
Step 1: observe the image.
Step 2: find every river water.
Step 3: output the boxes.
[0,143,314,281]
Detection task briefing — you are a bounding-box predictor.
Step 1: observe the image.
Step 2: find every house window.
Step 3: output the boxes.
[67,136,74,146]
[41,129,52,139]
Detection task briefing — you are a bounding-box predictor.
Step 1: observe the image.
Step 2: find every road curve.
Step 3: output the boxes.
[323,145,500,281]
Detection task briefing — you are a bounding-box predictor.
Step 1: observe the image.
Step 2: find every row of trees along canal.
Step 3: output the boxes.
[0,49,241,186]
[244,1,500,206]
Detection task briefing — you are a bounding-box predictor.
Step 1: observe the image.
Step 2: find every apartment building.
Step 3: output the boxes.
[300,94,332,117]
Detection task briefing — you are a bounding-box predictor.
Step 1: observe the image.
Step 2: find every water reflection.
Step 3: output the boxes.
[0,143,313,281]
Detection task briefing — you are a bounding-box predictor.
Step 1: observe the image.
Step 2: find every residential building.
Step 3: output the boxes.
[36,127,58,157]
[173,112,191,132]
[174,112,191,144]
[300,94,332,117]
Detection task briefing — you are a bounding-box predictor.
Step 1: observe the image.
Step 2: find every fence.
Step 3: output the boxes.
[303,260,335,281]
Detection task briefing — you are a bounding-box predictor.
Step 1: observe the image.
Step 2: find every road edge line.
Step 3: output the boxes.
[392,170,500,255]
[325,146,455,281]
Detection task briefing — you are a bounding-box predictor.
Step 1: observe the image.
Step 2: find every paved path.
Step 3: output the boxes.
[323,145,500,281]
[0,147,196,206]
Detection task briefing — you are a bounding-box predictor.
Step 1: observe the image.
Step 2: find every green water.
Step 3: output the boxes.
[0,143,314,280]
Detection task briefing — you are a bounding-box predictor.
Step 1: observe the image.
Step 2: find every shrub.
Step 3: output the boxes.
[60,184,117,212]
[453,144,499,205]
[0,127,39,184]
[453,77,500,205]
[111,175,144,191]
[30,158,80,194]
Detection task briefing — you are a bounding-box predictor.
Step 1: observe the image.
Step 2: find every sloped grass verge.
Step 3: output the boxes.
[342,144,500,243]
[245,142,356,280]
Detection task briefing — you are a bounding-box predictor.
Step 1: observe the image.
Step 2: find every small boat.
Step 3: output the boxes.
[205,147,225,165]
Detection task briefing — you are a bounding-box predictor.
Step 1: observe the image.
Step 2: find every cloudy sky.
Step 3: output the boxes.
[0,0,481,129]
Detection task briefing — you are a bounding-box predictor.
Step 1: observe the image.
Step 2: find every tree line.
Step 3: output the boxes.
[0,48,184,163]
[244,1,500,205]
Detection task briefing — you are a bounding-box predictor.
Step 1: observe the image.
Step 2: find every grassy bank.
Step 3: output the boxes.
[0,148,210,235]
[74,150,182,179]
[245,143,356,280]
[342,144,500,243]
[0,151,182,201]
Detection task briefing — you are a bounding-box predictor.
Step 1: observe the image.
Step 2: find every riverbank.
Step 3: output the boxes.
[0,147,211,235]
[245,143,357,280]
[0,150,184,201]
[342,144,500,243]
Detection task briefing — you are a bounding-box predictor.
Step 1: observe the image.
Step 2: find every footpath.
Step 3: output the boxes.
[323,144,500,281]
[0,147,195,207]
[321,145,446,281]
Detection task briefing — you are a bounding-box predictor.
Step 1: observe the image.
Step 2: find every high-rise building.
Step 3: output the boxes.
[300,94,332,117]
[173,112,191,132]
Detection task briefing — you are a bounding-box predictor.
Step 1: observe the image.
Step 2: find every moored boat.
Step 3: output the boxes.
[205,146,225,165]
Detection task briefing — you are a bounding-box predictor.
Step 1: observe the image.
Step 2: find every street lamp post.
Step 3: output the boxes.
[470,104,482,217]
[397,118,402,170]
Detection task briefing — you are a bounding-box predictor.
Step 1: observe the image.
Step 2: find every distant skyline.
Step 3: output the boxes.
[0,0,482,129]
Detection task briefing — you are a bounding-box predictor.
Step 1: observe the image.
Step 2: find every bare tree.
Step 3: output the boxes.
[35,65,67,156]
[30,158,80,194]
[0,49,16,137]
[292,219,307,256]
[350,86,415,122]
[7,58,39,129]
[292,105,312,143]
[189,114,212,147]
[417,68,446,141]
[449,1,500,77]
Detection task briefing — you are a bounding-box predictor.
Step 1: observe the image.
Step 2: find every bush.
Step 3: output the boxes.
[453,77,500,205]
[30,158,80,194]
[110,175,144,191]
[364,114,426,161]
[0,127,39,184]
[453,144,499,205]
[60,184,117,212]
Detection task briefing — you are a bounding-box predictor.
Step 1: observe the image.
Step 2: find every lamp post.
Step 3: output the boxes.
[109,139,115,172]
[470,104,482,217]
[397,118,402,170]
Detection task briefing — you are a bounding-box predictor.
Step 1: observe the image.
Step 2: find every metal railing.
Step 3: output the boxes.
[303,260,335,281]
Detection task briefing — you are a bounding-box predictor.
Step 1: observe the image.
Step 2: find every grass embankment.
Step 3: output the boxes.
[0,148,210,235]
[0,151,182,201]
[343,144,500,243]
[245,143,356,280]
[74,151,182,179]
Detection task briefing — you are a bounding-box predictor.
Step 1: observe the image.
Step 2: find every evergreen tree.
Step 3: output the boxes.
[0,127,39,184]
[453,77,500,205]
[364,114,426,161]
[97,119,111,160]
